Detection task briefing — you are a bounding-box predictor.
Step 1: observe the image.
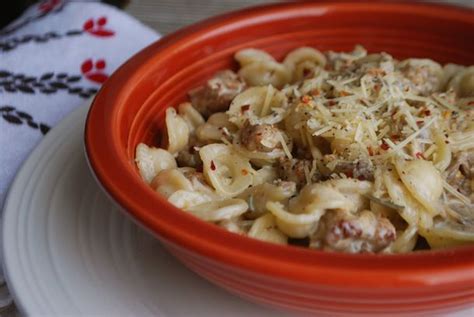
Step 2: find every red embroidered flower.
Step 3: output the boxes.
[83,17,115,37]
[81,59,109,84]
[39,0,61,13]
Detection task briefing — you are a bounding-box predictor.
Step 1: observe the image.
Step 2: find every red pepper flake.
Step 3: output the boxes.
[357,175,366,181]
[301,95,312,104]
[443,111,451,119]
[424,109,431,116]
[416,120,423,126]
[415,152,425,160]
[468,101,474,106]
[340,91,350,97]
[367,146,374,156]
[241,169,248,176]
[374,84,381,92]
[344,171,354,178]
[240,104,250,114]
[327,100,336,107]
[210,160,216,171]
[311,89,320,96]
[380,142,389,151]
[391,134,400,141]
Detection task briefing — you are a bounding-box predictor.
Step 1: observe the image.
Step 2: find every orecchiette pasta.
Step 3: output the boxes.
[163,107,189,154]
[394,159,443,216]
[196,112,236,143]
[227,85,288,127]
[283,47,326,82]
[234,48,276,66]
[448,66,474,98]
[136,45,474,254]
[151,168,193,198]
[178,102,205,133]
[135,143,177,183]
[199,144,254,198]
[186,199,248,222]
[235,49,291,88]
[248,213,288,245]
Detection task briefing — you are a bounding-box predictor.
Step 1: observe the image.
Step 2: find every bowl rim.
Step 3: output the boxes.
[85,1,474,289]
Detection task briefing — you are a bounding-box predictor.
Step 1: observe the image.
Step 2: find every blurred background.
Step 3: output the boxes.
[2,1,472,35]
[126,0,473,35]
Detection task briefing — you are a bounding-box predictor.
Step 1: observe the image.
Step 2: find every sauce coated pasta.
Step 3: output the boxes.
[136,45,474,253]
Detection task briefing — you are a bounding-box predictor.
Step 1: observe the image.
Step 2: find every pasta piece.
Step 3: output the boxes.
[394,158,443,215]
[447,66,474,98]
[383,225,418,253]
[236,51,291,88]
[267,201,322,238]
[235,48,275,66]
[196,112,237,143]
[218,218,249,235]
[181,168,217,198]
[383,169,433,229]
[269,180,362,238]
[135,143,177,183]
[178,102,205,133]
[248,213,288,245]
[151,168,193,198]
[325,179,373,212]
[186,199,248,222]
[227,86,288,127]
[398,58,443,95]
[163,107,190,154]
[168,190,213,210]
[252,166,278,186]
[283,47,327,82]
[420,202,474,248]
[420,219,474,249]
[440,63,465,90]
[238,182,296,219]
[199,144,254,197]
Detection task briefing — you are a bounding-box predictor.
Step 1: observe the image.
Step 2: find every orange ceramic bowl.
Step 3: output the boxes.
[85,2,474,315]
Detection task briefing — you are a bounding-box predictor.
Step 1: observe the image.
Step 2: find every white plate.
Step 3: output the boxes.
[2,102,473,317]
[1,102,290,317]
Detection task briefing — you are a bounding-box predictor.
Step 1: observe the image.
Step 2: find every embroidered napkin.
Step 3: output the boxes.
[0,0,160,208]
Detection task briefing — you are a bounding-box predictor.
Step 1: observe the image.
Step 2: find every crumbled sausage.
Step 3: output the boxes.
[240,121,283,152]
[188,70,246,117]
[277,158,320,189]
[333,159,374,181]
[321,210,396,253]
[176,146,203,169]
